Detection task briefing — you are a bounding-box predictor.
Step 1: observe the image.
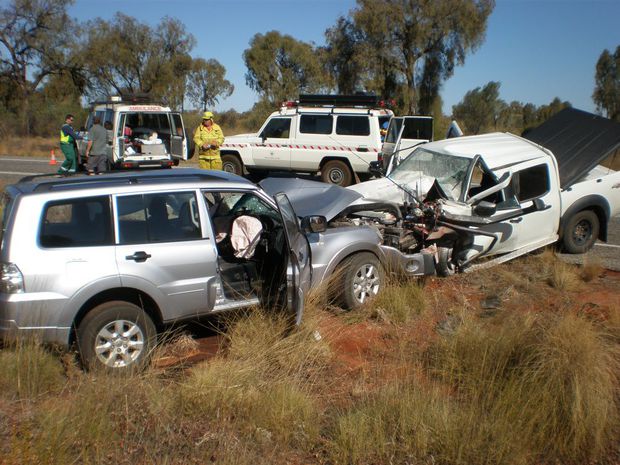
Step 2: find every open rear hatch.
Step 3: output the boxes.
[523,108,620,189]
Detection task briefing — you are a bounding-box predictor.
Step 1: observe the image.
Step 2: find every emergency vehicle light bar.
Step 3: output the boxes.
[297,94,381,108]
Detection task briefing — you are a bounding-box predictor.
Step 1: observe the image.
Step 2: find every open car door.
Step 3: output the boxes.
[170,113,188,161]
[274,193,311,326]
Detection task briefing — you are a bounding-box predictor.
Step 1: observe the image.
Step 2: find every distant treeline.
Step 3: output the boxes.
[0,0,617,138]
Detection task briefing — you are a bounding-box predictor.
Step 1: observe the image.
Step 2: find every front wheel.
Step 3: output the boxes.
[77,301,156,372]
[321,160,353,187]
[562,210,599,254]
[221,154,243,175]
[337,252,383,310]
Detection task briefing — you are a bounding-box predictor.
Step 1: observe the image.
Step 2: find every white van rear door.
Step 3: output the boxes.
[170,113,188,160]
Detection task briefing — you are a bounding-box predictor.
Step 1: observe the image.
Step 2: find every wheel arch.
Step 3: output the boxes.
[319,156,354,174]
[560,195,610,242]
[320,239,384,285]
[69,287,163,347]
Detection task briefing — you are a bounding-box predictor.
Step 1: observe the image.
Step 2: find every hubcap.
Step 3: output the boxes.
[222,162,235,173]
[328,168,344,184]
[573,220,592,245]
[352,263,380,304]
[94,320,145,368]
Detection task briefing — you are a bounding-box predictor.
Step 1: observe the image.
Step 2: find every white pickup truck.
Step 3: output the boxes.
[340,108,620,274]
[220,94,393,186]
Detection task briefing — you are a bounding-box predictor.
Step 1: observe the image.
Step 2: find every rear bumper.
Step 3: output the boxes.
[0,294,71,347]
[117,156,174,169]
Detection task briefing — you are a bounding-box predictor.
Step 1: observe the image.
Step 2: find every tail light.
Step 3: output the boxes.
[0,262,24,294]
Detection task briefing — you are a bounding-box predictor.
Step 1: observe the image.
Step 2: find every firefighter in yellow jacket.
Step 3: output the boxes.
[193,111,225,170]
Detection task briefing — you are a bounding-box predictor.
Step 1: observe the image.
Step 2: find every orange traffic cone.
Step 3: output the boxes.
[49,149,57,165]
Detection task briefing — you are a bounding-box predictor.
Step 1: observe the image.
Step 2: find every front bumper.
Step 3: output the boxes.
[379,246,436,276]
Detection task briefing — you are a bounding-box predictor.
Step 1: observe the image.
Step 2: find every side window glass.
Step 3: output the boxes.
[513,164,550,203]
[401,118,433,140]
[336,116,370,136]
[171,114,184,136]
[117,192,201,244]
[260,118,291,139]
[385,119,402,144]
[299,114,332,134]
[103,109,114,131]
[40,196,112,248]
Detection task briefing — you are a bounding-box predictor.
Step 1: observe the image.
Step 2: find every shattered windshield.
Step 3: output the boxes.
[388,148,473,200]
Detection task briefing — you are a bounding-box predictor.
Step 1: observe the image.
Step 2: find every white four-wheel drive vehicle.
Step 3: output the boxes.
[346,108,620,274]
[77,96,189,170]
[220,94,393,186]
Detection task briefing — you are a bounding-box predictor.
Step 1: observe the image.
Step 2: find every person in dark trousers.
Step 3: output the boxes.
[58,114,82,175]
[85,116,108,175]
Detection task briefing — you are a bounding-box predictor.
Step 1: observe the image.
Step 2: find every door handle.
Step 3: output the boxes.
[125,251,151,262]
[509,217,523,224]
[356,146,369,152]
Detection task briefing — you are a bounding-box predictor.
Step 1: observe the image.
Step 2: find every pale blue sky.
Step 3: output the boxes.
[69,0,620,115]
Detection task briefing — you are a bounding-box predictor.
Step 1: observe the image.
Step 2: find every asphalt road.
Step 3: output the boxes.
[1,156,618,270]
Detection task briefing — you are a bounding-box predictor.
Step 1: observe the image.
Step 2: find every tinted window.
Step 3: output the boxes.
[401,118,433,141]
[513,164,550,202]
[299,114,332,134]
[261,118,291,138]
[117,192,201,244]
[40,196,112,248]
[336,116,370,136]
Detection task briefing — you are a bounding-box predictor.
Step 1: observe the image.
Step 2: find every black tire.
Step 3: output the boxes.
[321,160,353,187]
[77,301,156,373]
[221,154,243,175]
[436,247,457,277]
[337,252,383,310]
[562,210,599,254]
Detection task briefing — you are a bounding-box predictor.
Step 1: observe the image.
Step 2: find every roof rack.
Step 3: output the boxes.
[298,94,381,108]
[89,93,160,107]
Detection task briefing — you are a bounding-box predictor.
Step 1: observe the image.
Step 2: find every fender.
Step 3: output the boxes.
[560,194,610,242]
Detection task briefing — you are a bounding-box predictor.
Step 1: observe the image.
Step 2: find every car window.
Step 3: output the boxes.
[336,115,370,136]
[512,164,550,202]
[299,114,332,134]
[401,118,433,140]
[39,196,113,248]
[260,118,291,138]
[385,118,403,144]
[116,191,201,244]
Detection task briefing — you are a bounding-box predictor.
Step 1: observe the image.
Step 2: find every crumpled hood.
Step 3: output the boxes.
[347,172,436,205]
[260,177,364,221]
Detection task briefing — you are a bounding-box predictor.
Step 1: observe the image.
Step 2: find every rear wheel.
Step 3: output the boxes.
[221,154,243,175]
[321,160,353,187]
[77,301,156,373]
[562,210,599,254]
[338,252,383,309]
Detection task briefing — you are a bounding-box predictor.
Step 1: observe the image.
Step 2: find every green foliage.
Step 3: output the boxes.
[0,0,79,135]
[186,58,234,111]
[593,46,620,121]
[453,82,571,135]
[346,0,495,113]
[80,13,196,108]
[243,31,328,105]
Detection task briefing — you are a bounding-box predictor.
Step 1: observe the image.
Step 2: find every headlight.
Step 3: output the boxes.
[0,262,24,294]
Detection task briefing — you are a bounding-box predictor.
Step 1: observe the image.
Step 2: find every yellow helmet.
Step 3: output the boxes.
[202,111,214,120]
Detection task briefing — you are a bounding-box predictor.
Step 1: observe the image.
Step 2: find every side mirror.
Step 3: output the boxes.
[259,132,266,143]
[369,161,384,177]
[532,198,549,211]
[301,215,327,233]
[473,200,497,217]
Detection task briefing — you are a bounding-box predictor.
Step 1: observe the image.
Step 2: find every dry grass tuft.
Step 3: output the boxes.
[0,136,57,158]
[580,257,604,282]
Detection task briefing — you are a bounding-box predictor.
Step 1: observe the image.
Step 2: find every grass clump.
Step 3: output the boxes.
[370,280,426,324]
[0,340,65,400]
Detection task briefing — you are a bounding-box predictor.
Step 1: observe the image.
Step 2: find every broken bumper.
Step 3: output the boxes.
[379,245,435,276]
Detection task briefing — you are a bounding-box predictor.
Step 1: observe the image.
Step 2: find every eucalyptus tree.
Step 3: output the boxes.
[325,0,494,114]
[80,13,195,108]
[0,0,80,133]
[186,58,234,111]
[593,46,620,121]
[243,31,327,105]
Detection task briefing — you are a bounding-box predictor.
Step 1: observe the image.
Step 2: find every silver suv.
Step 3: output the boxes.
[0,169,313,371]
[0,169,417,372]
